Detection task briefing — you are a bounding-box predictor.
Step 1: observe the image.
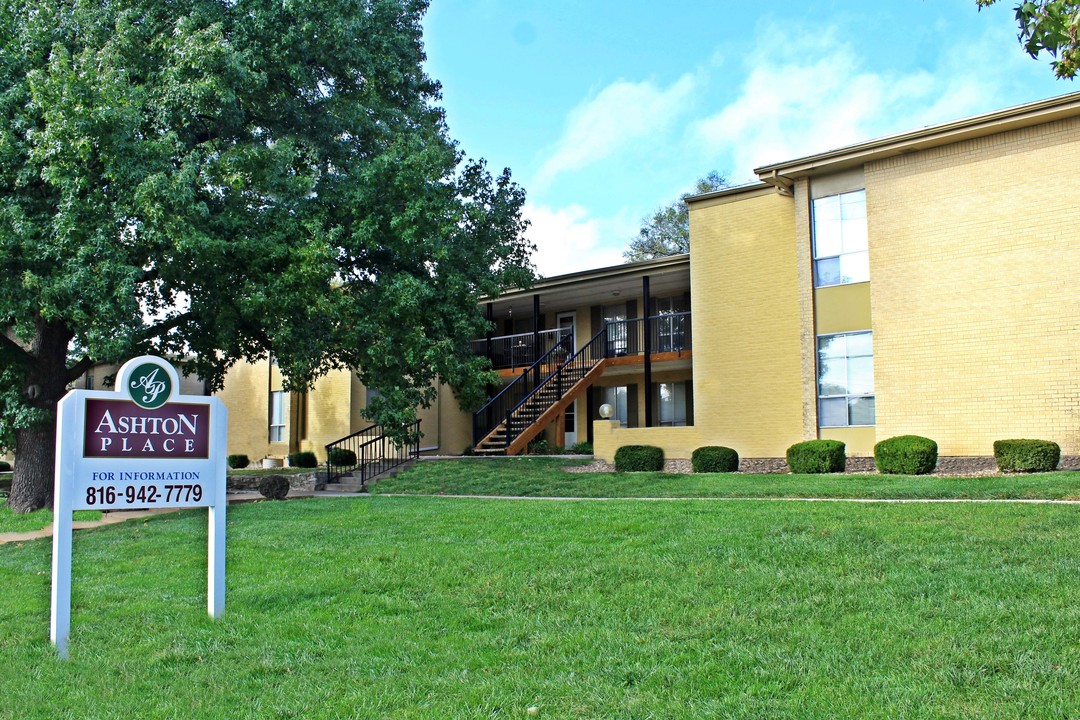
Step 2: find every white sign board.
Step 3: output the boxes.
[51,356,227,658]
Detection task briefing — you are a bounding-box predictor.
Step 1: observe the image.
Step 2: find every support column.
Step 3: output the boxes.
[642,276,653,428]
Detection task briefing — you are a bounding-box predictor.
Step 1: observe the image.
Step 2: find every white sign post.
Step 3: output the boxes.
[51,356,227,659]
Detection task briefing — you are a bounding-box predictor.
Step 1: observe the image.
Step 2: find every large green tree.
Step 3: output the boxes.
[979,0,1080,78]
[623,171,728,262]
[0,0,533,513]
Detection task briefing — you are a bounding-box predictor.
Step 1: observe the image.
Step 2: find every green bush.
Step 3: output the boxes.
[288,451,318,468]
[258,475,291,500]
[874,435,938,475]
[226,454,249,470]
[993,439,1061,472]
[614,445,664,472]
[691,446,739,473]
[568,441,593,455]
[0,460,10,472]
[328,448,357,467]
[786,440,846,474]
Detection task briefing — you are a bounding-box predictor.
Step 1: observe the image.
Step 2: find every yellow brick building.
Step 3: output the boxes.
[600,91,1080,462]
[219,92,1080,466]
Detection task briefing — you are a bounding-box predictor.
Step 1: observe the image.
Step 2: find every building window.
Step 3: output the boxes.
[84,375,93,390]
[269,390,286,442]
[817,332,874,427]
[812,190,868,287]
[656,382,688,427]
[602,386,628,425]
[652,295,689,353]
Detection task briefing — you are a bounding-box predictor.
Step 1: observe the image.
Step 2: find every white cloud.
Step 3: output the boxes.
[692,27,1000,180]
[523,203,634,278]
[532,73,699,190]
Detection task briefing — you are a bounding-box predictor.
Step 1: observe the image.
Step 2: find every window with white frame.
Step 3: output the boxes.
[602,385,628,425]
[269,390,286,442]
[812,190,868,287]
[817,332,874,427]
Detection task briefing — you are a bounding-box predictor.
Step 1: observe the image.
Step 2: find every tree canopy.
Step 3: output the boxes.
[623,172,728,262]
[978,0,1080,78]
[0,0,533,512]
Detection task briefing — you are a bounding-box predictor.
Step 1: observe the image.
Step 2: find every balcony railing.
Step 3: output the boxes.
[472,312,691,369]
[471,327,573,370]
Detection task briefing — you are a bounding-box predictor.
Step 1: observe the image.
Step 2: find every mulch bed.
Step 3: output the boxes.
[566,456,1080,476]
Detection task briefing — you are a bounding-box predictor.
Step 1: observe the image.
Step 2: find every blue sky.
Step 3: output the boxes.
[422,1,1068,277]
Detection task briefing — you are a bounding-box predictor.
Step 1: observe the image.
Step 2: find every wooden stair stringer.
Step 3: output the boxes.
[504,360,608,457]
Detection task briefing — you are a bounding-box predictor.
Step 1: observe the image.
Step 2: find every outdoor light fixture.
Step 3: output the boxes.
[598,403,614,419]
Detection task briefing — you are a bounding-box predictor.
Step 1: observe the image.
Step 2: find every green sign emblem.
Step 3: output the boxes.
[128,362,172,409]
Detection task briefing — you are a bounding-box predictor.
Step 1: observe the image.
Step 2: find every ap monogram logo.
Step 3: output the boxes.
[128,362,172,409]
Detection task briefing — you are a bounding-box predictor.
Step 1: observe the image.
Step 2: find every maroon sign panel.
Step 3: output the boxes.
[83,399,211,459]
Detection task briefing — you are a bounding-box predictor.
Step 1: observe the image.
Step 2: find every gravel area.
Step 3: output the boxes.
[565,456,1080,476]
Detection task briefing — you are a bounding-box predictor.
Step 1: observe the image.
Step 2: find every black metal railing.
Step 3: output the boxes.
[470,327,573,370]
[650,311,692,354]
[602,312,691,357]
[473,325,609,450]
[471,312,693,451]
[472,337,570,447]
[324,420,421,490]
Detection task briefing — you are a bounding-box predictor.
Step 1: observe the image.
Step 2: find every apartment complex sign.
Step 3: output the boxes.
[51,356,227,659]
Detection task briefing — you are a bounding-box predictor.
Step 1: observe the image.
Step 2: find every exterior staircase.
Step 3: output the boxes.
[320,460,415,492]
[323,421,420,492]
[473,327,609,456]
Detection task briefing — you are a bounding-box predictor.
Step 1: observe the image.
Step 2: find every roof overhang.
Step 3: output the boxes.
[753,90,1080,182]
[481,254,691,319]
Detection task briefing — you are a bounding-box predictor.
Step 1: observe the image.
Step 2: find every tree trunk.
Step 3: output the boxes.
[6,316,78,514]
[7,423,56,513]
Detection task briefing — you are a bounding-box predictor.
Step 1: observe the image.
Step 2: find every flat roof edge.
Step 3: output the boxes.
[753,90,1080,178]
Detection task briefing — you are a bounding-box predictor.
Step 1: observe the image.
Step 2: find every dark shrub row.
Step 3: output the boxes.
[614,445,664,472]
[874,435,937,475]
[226,454,249,469]
[288,451,319,468]
[786,440,846,474]
[692,446,739,473]
[994,439,1060,472]
[328,448,357,466]
[614,434,1063,476]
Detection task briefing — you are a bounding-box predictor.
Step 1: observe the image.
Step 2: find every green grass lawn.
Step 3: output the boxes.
[371,457,1080,500]
[1,495,1078,719]
[0,502,101,534]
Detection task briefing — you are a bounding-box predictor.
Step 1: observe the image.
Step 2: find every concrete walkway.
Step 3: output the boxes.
[0,488,367,545]
[5,491,1077,546]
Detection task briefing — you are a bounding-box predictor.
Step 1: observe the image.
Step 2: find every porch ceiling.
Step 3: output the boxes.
[484,261,690,320]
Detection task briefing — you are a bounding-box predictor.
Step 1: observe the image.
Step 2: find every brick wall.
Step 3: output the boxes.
[687,187,804,457]
[867,117,1080,455]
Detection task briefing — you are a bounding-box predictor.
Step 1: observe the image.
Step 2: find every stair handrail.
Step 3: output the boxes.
[498,324,609,449]
[325,420,421,488]
[472,328,573,446]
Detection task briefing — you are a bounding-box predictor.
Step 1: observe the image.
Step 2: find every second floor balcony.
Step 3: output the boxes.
[472,311,692,371]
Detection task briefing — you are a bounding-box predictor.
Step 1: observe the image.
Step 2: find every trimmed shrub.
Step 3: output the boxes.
[568,441,593,455]
[692,446,739,473]
[0,460,10,472]
[226,454,249,470]
[786,440,846,474]
[328,448,357,467]
[874,435,938,475]
[258,475,290,500]
[993,439,1061,472]
[288,451,318,468]
[614,445,664,472]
